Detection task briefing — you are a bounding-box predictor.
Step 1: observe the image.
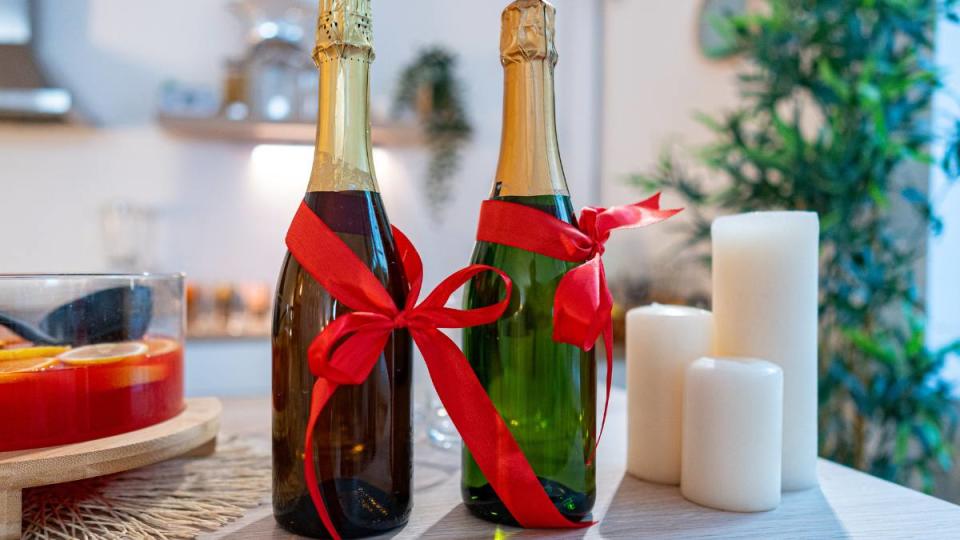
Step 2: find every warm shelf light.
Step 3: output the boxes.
[248,144,395,204]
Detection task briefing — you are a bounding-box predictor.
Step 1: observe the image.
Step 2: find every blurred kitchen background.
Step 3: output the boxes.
[3,0,960,498]
[0,0,608,397]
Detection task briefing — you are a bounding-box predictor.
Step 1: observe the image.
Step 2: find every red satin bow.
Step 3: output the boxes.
[477,193,682,451]
[286,202,594,540]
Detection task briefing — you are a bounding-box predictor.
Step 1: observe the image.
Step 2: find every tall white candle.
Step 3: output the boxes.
[626,304,713,485]
[681,357,783,513]
[712,211,819,491]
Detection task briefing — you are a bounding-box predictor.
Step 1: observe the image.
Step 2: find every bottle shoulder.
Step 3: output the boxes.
[468,193,581,302]
[489,193,578,224]
[280,191,407,305]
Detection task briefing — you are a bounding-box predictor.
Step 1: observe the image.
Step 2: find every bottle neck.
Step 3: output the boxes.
[494,59,568,198]
[307,56,378,193]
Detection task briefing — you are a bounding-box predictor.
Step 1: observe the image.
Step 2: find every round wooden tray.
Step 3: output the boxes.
[0,397,221,540]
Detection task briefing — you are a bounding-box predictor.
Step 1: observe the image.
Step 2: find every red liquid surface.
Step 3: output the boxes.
[0,338,184,452]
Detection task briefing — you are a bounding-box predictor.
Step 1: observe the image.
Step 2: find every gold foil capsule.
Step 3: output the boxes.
[314,0,375,64]
[500,0,558,66]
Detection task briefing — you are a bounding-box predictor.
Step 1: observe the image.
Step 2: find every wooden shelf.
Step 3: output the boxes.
[157,114,422,146]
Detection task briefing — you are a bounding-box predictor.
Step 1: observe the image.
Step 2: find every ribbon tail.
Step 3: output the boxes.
[414,328,593,529]
[553,258,605,351]
[587,324,613,467]
[304,378,342,540]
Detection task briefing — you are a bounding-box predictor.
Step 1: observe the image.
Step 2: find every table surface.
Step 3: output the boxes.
[204,390,960,539]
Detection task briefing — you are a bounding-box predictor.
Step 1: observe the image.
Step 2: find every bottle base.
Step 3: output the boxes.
[274,504,408,539]
[462,478,594,526]
[273,478,410,539]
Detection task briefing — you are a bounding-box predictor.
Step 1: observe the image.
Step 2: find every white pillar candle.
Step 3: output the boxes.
[681,357,783,513]
[626,304,713,485]
[712,211,819,491]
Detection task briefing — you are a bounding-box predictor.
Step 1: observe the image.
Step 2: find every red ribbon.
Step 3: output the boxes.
[286,202,595,539]
[477,193,682,454]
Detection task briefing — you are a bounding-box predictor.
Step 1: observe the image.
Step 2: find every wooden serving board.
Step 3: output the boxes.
[0,397,222,540]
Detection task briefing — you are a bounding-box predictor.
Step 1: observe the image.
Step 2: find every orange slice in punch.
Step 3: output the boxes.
[95,364,170,391]
[141,337,180,357]
[58,342,148,366]
[0,356,58,374]
[0,346,70,362]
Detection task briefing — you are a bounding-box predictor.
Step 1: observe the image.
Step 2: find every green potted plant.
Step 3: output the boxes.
[636,0,960,492]
[395,47,473,217]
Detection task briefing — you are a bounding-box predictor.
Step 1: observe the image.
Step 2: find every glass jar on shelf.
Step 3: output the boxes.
[229,0,318,122]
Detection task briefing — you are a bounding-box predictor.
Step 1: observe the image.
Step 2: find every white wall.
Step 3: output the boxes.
[600,0,740,293]
[0,0,601,293]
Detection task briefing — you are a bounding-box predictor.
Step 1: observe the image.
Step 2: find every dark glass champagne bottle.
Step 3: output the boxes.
[272,1,412,537]
[461,0,596,525]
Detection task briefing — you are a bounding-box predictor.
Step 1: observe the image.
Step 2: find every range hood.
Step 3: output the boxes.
[0,0,72,121]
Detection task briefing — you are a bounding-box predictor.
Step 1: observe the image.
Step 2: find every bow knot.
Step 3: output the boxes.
[588,240,606,259]
[392,310,413,329]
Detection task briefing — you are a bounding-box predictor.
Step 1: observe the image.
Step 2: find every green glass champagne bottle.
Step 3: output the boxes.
[461,0,596,525]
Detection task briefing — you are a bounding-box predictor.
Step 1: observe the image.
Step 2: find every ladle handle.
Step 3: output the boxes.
[0,312,62,346]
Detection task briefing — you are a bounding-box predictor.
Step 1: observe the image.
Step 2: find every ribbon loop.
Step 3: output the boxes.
[391,226,424,311]
[307,312,393,385]
[553,255,612,351]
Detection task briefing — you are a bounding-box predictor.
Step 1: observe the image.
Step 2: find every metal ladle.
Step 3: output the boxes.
[0,286,153,346]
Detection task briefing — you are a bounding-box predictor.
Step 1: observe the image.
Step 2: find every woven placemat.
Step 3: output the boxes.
[22,437,271,540]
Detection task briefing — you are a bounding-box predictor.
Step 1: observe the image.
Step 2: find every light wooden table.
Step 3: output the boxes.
[206,390,960,539]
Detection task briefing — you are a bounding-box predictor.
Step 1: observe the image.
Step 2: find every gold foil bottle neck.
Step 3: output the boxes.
[314,0,374,65]
[500,0,557,66]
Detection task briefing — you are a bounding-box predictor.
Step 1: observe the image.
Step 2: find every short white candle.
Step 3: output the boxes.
[681,357,783,513]
[626,304,713,485]
[712,211,819,491]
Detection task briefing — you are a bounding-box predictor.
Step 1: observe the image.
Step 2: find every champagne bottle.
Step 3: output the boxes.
[462,0,596,524]
[272,1,412,537]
